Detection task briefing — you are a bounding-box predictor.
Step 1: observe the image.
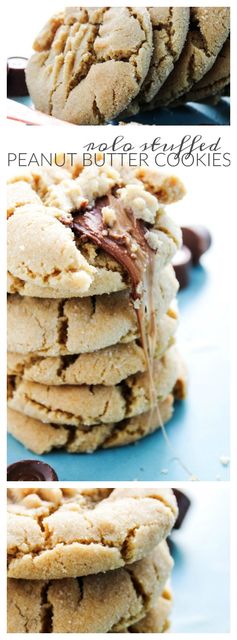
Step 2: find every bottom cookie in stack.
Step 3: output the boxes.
[7,345,186,454]
[7,488,177,633]
[7,380,185,454]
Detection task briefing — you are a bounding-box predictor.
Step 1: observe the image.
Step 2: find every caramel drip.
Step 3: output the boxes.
[67,195,194,478]
[137,249,159,432]
[140,255,195,479]
[72,195,158,414]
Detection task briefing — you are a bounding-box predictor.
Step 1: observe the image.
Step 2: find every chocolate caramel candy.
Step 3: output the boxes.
[173,489,191,529]
[172,246,192,289]
[7,460,58,481]
[7,57,29,97]
[181,225,212,265]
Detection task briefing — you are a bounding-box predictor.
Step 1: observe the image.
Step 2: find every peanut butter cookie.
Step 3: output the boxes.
[7,346,180,426]
[7,309,178,385]
[7,488,177,580]
[25,7,153,124]
[7,544,172,632]
[128,589,172,633]
[7,394,173,454]
[7,267,178,356]
[183,38,230,102]
[125,7,190,114]
[7,312,178,385]
[7,164,183,299]
[149,7,230,107]
[7,361,187,454]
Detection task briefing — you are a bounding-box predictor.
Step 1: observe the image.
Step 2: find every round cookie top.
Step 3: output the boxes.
[7,164,184,299]
[7,488,177,580]
[7,543,172,633]
[25,7,153,124]
[150,7,230,107]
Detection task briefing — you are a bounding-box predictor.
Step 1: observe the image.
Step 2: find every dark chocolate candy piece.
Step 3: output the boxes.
[181,225,212,265]
[7,57,29,97]
[172,246,192,289]
[7,460,58,481]
[173,489,191,529]
[166,537,175,554]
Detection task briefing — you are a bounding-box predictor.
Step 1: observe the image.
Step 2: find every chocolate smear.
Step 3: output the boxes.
[71,195,154,301]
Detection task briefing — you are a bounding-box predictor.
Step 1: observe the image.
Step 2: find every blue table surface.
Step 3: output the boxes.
[8,218,230,481]
[115,98,230,126]
[170,486,230,632]
[13,96,230,126]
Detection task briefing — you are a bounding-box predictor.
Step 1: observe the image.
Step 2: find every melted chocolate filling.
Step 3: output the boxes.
[70,195,154,300]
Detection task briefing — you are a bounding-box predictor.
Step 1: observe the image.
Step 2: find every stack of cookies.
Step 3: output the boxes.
[7,488,177,633]
[7,160,186,455]
[25,7,230,125]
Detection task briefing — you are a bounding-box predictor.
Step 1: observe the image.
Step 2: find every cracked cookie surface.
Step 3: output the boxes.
[7,488,177,580]
[7,362,186,453]
[25,7,153,124]
[7,164,183,299]
[7,266,178,355]
[7,309,178,385]
[183,38,230,102]
[7,346,180,426]
[127,589,172,633]
[7,544,172,632]
[7,394,173,454]
[149,7,230,107]
[125,7,190,114]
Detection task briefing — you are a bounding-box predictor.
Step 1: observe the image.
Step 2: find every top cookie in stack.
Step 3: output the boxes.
[7,488,177,632]
[7,160,186,455]
[25,7,230,124]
